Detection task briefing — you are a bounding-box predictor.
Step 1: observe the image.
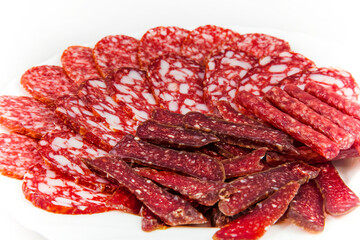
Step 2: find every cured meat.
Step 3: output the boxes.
[314,162,359,216]
[0,133,43,179]
[110,134,225,181]
[136,119,219,149]
[37,128,111,192]
[235,90,340,159]
[138,26,190,70]
[218,162,319,216]
[140,205,167,232]
[83,155,207,226]
[280,67,360,101]
[183,112,296,154]
[77,79,137,134]
[22,164,113,214]
[265,86,355,150]
[55,95,124,151]
[238,52,315,96]
[20,65,78,106]
[204,49,257,111]
[180,25,238,66]
[104,187,142,214]
[150,108,184,127]
[107,68,158,122]
[147,55,209,114]
[134,167,228,206]
[93,35,140,77]
[0,95,65,139]
[213,181,300,240]
[61,46,102,85]
[211,207,241,228]
[287,180,325,233]
[222,148,266,178]
[305,81,360,120]
[213,141,249,158]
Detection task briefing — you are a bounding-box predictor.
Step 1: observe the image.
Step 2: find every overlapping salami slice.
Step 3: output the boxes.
[93,35,140,77]
[147,55,209,114]
[56,95,124,151]
[238,52,315,96]
[104,187,142,214]
[110,134,225,181]
[286,180,325,233]
[150,108,184,127]
[0,133,43,179]
[0,96,66,139]
[78,79,137,134]
[61,46,102,85]
[314,162,359,216]
[280,67,360,101]
[236,91,340,159]
[265,86,355,150]
[20,65,78,106]
[83,155,207,226]
[107,68,158,122]
[204,49,257,111]
[218,162,319,216]
[213,181,300,240]
[138,26,190,70]
[213,141,249,158]
[37,128,111,192]
[140,205,167,232]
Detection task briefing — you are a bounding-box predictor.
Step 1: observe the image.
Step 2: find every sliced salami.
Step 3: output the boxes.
[20,65,78,107]
[104,187,142,214]
[93,35,140,77]
[107,68,158,122]
[61,46,102,85]
[138,26,190,70]
[238,52,315,96]
[0,133,43,179]
[0,95,66,139]
[140,205,167,232]
[147,55,209,114]
[150,108,184,127]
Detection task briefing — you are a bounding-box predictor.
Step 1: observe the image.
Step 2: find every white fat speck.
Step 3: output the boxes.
[184,99,195,106]
[68,137,84,149]
[51,137,67,151]
[168,83,178,91]
[142,93,157,105]
[310,74,344,88]
[262,85,273,93]
[159,60,170,77]
[179,84,189,94]
[196,104,209,112]
[168,101,179,111]
[170,70,188,81]
[208,61,215,70]
[52,197,76,207]
[38,182,57,194]
[260,56,272,66]
[89,80,106,89]
[268,64,288,73]
[207,84,217,92]
[162,93,174,101]
[228,89,236,99]
[52,154,72,166]
[120,76,135,85]
[129,70,144,80]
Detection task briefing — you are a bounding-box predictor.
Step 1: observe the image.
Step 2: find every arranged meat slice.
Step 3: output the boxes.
[314,162,359,216]
[235,91,340,159]
[0,133,43,179]
[20,65,78,107]
[110,134,225,182]
[213,141,249,158]
[0,95,66,139]
[238,52,315,96]
[83,155,207,226]
[213,181,300,240]
[265,86,355,150]
[150,108,184,127]
[104,187,142,214]
[93,35,140,77]
[78,79,137,134]
[55,95,124,151]
[138,26,190,70]
[107,68,158,122]
[286,180,325,233]
[140,205,167,232]
[147,55,209,114]
[61,46,102,85]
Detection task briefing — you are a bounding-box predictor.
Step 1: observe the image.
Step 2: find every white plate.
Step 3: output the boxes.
[1,26,360,240]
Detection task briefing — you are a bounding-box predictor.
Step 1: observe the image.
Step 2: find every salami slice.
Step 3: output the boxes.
[147,55,209,114]
[314,162,359,216]
[83,155,207,226]
[213,141,249,158]
[104,187,142,214]
[0,96,66,139]
[150,108,184,127]
[238,52,315,96]
[235,91,340,159]
[213,181,300,240]
[93,35,140,77]
[38,128,111,192]
[107,68,158,122]
[287,180,325,233]
[110,134,225,182]
[61,46,102,85]
[20,65,78,106]
[78,79,137,134]
[138,26,190,69]
[265,86,355,150]
[55,95,124,151]
[140,205,167,232]
[0,133,43,179]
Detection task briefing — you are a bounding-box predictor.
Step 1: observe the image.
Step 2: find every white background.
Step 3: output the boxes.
[0,0,360,239]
